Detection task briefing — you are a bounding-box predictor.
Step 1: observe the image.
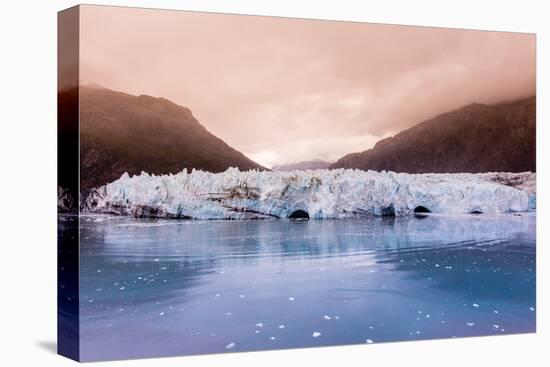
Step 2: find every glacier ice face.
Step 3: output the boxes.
[83,168,536,219]
[58,186,76,213]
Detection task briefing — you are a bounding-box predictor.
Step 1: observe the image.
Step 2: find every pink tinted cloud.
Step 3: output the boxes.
[79,5,535,167]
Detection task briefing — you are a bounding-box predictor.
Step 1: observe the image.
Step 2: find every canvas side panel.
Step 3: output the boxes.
[57,5,80,362]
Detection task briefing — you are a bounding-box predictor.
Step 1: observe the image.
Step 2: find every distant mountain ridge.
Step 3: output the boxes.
[61,86,266,191]
[331,97,536,173]
[272,159,332,171]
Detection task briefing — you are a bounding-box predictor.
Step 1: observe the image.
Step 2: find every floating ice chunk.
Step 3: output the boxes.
[366,339,374,344]
[493,324,500,329]
[473,303,479,308]
[225,342,235,349]
[278,325,285,329]
[323,315,332,320]
[466,322,475,327]
[312,332,322,338]
[256,322,263,327]
[530,307,535,311]
[159,312,165,316]
[288,297,295,301]
[239,294,245,298]
[270,336,276,340]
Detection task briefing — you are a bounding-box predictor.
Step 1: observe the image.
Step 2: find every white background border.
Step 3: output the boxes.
[0,0,547,366]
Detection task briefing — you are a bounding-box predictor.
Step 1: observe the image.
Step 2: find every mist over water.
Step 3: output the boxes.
[76,214,535,361]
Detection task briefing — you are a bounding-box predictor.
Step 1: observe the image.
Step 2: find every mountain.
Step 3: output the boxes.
[331,97,535,173]
[64,86,266,191]
[272,159,332,171]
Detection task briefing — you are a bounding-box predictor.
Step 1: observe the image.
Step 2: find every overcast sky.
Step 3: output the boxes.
[80,5,536,168]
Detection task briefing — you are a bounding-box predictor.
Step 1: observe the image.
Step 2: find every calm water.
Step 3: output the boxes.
[75,214,536,361]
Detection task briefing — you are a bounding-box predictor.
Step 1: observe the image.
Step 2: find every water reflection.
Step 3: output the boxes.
[58,215,79,359]
[78,214,536,361]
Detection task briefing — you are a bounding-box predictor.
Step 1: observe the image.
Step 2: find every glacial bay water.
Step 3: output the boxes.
[73,214,536,361]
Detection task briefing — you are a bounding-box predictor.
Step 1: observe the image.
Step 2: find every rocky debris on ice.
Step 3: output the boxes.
[82,168,536,219]
[481,172,536,209]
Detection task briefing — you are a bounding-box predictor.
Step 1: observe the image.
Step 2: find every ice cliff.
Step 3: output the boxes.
[83,168,536,219]
[58,186,76,213]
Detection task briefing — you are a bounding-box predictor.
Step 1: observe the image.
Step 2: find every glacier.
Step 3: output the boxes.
[82,168,536,219]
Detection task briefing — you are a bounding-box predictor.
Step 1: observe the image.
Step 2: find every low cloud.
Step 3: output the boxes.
[80,6,536,168]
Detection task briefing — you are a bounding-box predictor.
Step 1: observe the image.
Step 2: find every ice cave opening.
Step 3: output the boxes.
[414,206,431,215]
[381,205,396,216]
[288,210,310,219]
